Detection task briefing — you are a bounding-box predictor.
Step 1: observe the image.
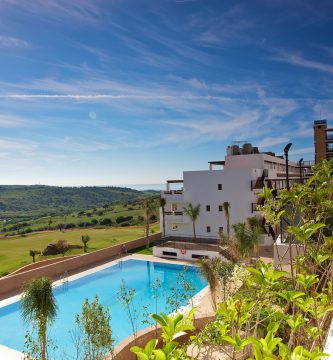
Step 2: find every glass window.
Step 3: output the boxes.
[218,184,222,190]
[206,205,210,211]
[219,205,223,211]
[207,226,211,233]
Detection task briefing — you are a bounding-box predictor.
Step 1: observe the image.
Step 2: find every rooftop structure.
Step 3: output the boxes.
[314,119,333,163]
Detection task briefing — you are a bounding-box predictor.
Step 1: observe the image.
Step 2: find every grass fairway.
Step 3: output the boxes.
[0,224,159,276]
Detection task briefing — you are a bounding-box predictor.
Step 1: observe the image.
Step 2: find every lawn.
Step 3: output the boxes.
[0,224,160,276]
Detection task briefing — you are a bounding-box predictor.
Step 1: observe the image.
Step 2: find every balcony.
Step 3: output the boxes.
[162,189,184,202]
[165,211,188,223]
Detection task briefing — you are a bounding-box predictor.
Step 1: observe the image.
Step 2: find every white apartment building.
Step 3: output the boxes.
[160,143,300,243]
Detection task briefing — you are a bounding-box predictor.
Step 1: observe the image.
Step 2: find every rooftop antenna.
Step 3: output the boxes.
[232,140,247,146]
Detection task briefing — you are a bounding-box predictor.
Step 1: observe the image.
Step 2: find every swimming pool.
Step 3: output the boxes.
[0,258,207,358]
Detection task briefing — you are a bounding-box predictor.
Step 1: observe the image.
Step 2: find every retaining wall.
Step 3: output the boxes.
[112,312,215,360]
[10,255,79,275]
[0,233,161,299]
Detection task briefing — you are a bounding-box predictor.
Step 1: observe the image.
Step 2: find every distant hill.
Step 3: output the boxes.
[0,185,155,221]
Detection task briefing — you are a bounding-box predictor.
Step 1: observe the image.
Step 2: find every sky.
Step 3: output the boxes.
[0,0,333,186]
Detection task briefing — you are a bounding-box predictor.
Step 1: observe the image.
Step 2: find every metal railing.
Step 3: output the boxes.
[163,190,183,195]
[165,211,183,216]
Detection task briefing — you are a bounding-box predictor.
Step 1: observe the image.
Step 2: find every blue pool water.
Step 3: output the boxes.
[0,259,206,358]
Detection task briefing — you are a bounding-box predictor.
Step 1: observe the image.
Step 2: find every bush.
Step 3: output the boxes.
[99,218,113,226]
[78,222,93,228]
[116,216,133,224]
[120,222,130,227]
[64,223,76,229]
[149,214,158,222]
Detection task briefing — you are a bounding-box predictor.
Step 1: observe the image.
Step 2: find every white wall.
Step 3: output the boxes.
[153,246,227,261]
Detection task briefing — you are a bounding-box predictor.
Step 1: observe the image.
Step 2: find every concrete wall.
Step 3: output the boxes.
[112,312,215,360]
[273,235,304,266]
[0,233,161,299]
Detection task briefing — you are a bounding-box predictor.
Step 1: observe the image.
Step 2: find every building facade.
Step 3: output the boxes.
[314,120,333,163]
[160,143,300,243]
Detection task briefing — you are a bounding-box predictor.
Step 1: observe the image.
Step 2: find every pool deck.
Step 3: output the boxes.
[0,254,211,359]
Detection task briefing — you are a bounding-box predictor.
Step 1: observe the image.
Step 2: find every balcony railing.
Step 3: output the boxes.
[251,203,261,213]
[165,211,183,216]
[251,179,264,190]
[163,190,183,195]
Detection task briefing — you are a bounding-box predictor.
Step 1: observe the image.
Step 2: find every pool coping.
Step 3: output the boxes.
[0,254,208,359]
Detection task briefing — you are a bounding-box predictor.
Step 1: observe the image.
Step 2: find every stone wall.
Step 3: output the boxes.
[0,233,161,299]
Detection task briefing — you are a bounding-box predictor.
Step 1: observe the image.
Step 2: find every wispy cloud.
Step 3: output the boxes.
[0,114,36,127]
[0,35,29,48]
[1,0,106,25]
[271,50,333,74]
[189,4,257,46]
[289,147,314,155]
[257,136,290,149]
[0,138,37,153]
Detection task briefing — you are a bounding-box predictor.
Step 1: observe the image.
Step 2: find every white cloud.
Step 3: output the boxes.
[289,147,314,155]
[0,35,29,48]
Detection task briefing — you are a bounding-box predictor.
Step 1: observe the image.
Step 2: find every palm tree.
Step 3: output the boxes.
[232,220,261,262]
[199,258,221,310]
[222,201,231,242]
[247,216,263,258]
[142,198,157,248]
[183,203,200,241]
[29,249,40,263]
[21,277,58,360]
[159,197,166,238]
[81,234,90,253]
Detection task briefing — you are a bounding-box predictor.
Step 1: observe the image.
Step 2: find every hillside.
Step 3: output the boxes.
[0,185,155,221]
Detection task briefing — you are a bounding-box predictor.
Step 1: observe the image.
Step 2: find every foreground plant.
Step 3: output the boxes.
[21,277,58,360]
[131,310,196,360]
[74,295,115,360]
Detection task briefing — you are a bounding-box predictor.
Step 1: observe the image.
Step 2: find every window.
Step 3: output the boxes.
[206,205,210,211]
[218,184,222,190]
[162,251,177,257]
[171,203,177,211]
[219,226,224,234]
[192,254,209,259]
[207,226,211,233]
[219,205,223,212]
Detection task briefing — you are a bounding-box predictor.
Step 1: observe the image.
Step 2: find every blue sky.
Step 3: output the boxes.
[0,0,333,186]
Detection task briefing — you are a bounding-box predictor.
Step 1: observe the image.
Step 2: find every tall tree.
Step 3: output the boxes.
[21,277,58,360]
[29,249,40,263]
[81,234,91,253]
[199,257,221,310]
[222,201,231,242]
[159,197,166,238]
[183,203,200,241]
[142,198,157,248]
